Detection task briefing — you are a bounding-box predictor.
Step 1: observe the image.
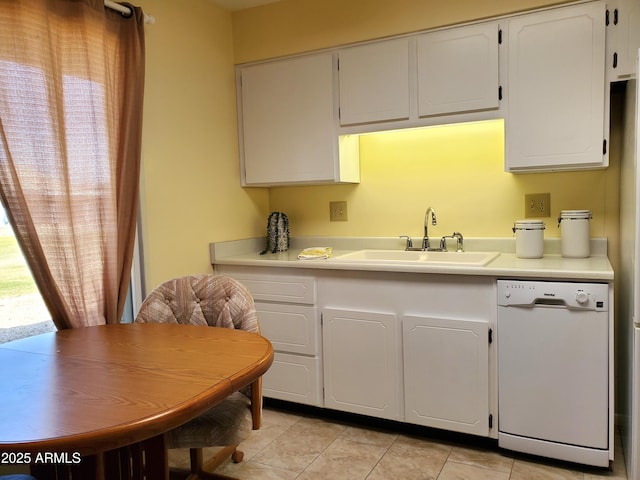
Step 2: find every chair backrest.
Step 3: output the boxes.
[135,275,258,333]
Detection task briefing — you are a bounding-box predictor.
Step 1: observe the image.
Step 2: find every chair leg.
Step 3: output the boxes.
[231,448,244,463]
[181,445,244,480]
[189,448,204,474]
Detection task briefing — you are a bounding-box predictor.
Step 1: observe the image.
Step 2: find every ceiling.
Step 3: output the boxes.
[212,0,282,11]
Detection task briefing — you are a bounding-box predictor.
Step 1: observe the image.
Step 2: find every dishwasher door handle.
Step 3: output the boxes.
[501,300,598,311]
[502,299,567,308]
[533,298,567,307]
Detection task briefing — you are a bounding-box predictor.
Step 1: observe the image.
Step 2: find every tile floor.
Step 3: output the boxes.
[169,403,628,480]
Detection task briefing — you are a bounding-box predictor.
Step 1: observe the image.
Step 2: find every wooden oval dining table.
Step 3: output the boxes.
[0,322,273,479]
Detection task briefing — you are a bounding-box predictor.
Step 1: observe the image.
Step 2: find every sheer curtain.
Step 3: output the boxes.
[0,0,145,329]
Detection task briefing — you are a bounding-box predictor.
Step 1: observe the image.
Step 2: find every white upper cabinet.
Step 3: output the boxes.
[338,38,411,125]
[337,23,502,131]
[236,1,610,184]
[238,53,359,186]
[607,0,640,79]
[506,2,607,172]
[417,22,500,117]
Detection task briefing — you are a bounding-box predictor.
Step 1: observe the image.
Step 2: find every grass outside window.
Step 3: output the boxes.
[0,232,38,298]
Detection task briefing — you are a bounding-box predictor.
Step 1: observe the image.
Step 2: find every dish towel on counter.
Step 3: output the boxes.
[297,247,333,260]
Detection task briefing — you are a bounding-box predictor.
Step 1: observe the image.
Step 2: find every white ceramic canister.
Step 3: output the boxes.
[513,220,545,258]
[558,210,592,258]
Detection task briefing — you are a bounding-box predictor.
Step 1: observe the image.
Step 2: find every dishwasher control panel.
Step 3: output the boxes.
[497,280,608,311]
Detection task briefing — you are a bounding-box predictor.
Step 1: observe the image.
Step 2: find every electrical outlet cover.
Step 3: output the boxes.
[524,193,551,218]
[329,201,348,221]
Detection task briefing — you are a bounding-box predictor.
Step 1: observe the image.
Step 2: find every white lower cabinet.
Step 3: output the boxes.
[217,266,495,438]
[317,271,494,435]
[322,308,401,420]
[216,268,323,407]
[403,315,490,436]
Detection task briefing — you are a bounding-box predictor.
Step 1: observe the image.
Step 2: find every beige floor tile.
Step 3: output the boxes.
[365,434,451,480]
[297,437,388,480]
[249,433,327,473]
[291,415,350,437]
[168,407,628,480]
[391,434,453,459]
[260,407,304,431]
[448,445,514,473]
[250,416,346,473]
[235,409,304,461]
[583,461,628,480]
[167,447,191,470]
[437,461,511,480]
[366,451,445,480]
[220,460,299,480]
[339,424,398,448]
[511,459,585,480]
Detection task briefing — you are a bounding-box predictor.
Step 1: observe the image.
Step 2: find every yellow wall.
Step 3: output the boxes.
[232,0,577,63]
[138,0,269,290]
[270,120,619,241]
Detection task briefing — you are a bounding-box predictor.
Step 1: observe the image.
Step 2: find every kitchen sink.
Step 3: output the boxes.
[331,249,500,266]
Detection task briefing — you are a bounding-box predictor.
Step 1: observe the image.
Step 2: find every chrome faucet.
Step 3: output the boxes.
[440,231,464,252]
[422,207,437,250]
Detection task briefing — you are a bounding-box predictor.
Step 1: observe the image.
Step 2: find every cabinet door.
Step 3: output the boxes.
[338,38,410,125]
[239,53,338,185]
[609,0,640,79]
[506,2,606,172]
[417,22,500,117]
[403,315,489,436]
[322,309,401,420]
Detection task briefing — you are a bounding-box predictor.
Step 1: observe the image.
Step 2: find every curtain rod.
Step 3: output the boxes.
[104,0,155,24]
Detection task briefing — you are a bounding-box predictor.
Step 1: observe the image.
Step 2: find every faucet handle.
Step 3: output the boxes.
[399,235,413,250]
[452,231,464,252]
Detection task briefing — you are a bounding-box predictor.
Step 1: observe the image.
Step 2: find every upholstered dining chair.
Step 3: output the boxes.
[135,274,262,480]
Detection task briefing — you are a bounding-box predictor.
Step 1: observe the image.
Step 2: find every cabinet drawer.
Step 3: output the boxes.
[263,352,323,407]
[225,273,315,305]
[256,303,319,355]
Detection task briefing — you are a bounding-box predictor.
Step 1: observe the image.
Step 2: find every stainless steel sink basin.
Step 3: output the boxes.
[331,249,500,266]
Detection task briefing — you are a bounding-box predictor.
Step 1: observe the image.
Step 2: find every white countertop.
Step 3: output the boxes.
[210,236,614,281]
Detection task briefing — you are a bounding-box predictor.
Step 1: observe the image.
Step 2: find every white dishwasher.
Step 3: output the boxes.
[497,280,610,467]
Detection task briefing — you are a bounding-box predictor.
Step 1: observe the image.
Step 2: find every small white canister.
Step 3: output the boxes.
[558,210,592,258]
[513,220,545,258]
